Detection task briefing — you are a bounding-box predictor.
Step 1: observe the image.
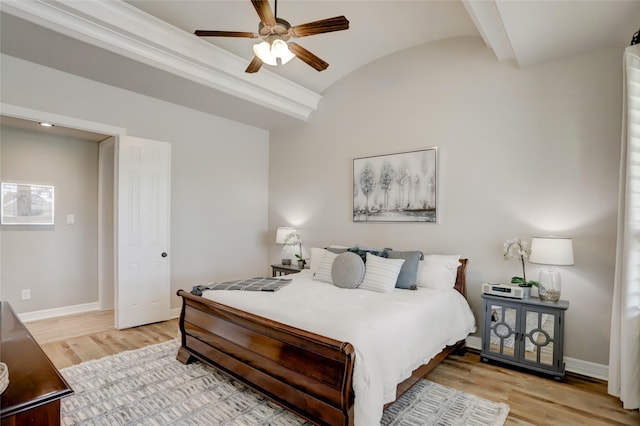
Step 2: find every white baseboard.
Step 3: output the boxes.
[464,336,608,381]
[22,305,182,324]
[564,357,608,381]
[20,302,101,323]
[466,336,482,350]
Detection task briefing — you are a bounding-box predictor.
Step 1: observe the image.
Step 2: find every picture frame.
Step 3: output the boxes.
[1,182,55,225]
[353,148,437,223]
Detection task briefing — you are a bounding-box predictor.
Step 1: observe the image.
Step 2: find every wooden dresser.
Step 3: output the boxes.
[0,301,73,425]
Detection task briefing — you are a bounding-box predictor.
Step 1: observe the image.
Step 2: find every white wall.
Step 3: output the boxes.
[1,126,99,312]
[269,37,622,366]
[0,54,270,313]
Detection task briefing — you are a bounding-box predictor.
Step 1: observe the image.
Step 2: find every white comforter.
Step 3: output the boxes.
[201,270,476,426]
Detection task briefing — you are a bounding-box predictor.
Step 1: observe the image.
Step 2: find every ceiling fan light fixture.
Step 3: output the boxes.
[271,39,295,65]
[253,41,277,65]
[195,0,349,73]
[253,36,295,67]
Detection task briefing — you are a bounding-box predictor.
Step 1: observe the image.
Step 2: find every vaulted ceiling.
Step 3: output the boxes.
[1,1,638,130]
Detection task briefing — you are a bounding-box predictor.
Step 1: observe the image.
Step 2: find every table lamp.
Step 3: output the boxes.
[529,236,574,302]
[275,227,299,266]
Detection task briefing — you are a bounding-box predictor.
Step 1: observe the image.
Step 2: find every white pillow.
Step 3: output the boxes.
[310,247,328,274]
[417,254,461,290]
[312,250,339,284]
[358,253,405,294]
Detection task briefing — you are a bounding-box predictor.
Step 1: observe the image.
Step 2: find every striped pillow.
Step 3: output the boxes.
[312,250,339,284]
[359,253,405,293]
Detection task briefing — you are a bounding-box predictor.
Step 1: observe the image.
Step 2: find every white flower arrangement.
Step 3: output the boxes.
[503,238,538,287]
[284,231,305,265]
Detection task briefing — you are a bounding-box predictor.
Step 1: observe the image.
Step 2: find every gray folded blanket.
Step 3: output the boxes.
[191,277,292,296]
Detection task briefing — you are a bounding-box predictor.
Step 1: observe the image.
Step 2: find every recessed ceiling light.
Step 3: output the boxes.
[38,122,54,127]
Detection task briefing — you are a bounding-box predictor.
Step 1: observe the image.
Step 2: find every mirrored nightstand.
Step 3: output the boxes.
[481,294,569,380]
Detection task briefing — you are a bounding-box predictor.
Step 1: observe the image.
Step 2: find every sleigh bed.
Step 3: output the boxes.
[176,257,473,426]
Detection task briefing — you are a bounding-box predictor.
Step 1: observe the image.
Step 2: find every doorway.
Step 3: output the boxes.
[0,104,117,324]
[1,104,172,329]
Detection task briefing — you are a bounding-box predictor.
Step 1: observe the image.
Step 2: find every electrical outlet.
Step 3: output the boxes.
[21,289,31,300]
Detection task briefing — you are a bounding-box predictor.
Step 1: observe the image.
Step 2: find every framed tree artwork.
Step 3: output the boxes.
[353,148,437,223]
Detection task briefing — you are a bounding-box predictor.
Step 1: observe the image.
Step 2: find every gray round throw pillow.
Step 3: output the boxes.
[331,252,365,289]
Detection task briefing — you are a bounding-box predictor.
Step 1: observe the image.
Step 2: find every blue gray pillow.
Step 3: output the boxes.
[347,247,392,263]
[387,250,424,289]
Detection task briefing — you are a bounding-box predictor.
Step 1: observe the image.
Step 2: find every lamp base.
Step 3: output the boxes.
[538,267,561,302]
[281,244,296,266]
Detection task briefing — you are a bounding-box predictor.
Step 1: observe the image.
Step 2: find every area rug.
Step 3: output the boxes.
[60,340,509,426]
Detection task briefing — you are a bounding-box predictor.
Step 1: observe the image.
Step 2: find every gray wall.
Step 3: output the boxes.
[1,54,270,313]
[1,126,99,311]
[268,37,622,366]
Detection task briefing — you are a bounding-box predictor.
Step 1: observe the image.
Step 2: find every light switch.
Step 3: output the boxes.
[67,214,75,224]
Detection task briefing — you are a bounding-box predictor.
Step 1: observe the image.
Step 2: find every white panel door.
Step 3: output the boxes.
[116,136,171,329]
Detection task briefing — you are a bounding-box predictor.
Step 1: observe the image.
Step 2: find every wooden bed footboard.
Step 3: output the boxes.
[176,258,468,425]
[176,289,356,426]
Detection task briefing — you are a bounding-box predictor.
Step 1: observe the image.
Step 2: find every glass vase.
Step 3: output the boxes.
[538,268,561,302]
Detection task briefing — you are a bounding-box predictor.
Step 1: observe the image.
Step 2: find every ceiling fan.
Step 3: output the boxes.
[194,0,349,73]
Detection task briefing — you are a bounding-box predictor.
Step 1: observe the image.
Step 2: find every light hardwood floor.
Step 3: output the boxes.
[26,309,179,369]
[25,310,639,426]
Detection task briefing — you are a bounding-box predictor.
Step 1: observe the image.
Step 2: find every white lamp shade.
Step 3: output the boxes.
[529,237,574,265]
[253,41,277,66]
[270,39,295,64]
[275,227,297,244]
[253,39,295,67]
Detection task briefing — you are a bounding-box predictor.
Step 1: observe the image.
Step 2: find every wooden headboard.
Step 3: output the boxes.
[454,258,468,297]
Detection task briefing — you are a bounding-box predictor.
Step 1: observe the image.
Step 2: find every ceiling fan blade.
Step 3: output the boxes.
[288,43,329,71]
[290,16,349,38]
[195,30,258,38]
[251,0,276,26]
[245,56,264,73]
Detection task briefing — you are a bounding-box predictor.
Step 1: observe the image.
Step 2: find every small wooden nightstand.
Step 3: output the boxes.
[271,264,301,277]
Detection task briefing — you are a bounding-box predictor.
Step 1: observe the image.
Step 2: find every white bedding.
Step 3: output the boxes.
[201,269,476,426]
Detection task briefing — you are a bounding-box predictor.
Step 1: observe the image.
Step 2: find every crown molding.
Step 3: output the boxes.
[0,0,321,121]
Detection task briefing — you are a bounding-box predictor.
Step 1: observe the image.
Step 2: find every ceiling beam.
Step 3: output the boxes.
[462,0,517,65]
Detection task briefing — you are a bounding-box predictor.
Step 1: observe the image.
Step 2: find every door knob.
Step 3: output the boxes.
[161,252,168,258]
